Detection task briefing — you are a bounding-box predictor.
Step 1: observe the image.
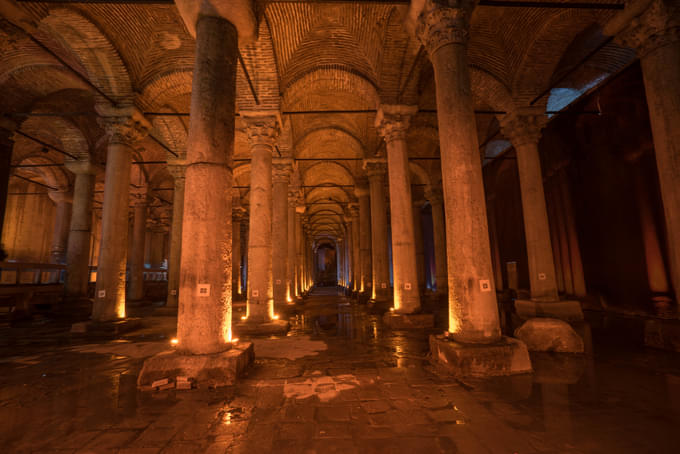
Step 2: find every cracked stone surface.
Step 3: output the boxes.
[1,287,679,453]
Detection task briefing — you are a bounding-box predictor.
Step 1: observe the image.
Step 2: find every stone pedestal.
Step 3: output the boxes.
[64,161,97,299]
[429,334,532,378]
[138,341,254,389]
[383,312,434,329]
[93,106,150,321]
[363,159,391,302]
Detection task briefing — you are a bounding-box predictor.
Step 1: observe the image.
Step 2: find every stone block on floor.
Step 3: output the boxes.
[644,318,680,352]
[137,341,254,389]
[429,334,532,378]
[382,312,434,329]
[514,317,584,353]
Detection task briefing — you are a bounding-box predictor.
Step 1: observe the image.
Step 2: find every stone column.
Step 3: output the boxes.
[556,168,587,297]
[174,15,237,354]
[412,0,530,373]
[426,186,448,296]
[545,181,566,293]
[0,122,15,253]
[287,191,297,301]
[232,206,244,298]
[337,238,344,286]
[413,199,426,292]
[242,112,288,334]
[486,192,504,292]
[166,163,185,307]
[609,0,680,301]
[355,182,372,295]
[375,105,422,313]
[415,2,501,342]
[271,158,292,308]
[64,161,97,297]
[295,204,305,297]
[48,190,73,266]
[349,204,361,294]
[363,160,391,302]
[93,106,149,321]
[128,189,148,301]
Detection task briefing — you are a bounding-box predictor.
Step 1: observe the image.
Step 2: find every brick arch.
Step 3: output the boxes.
[15,154,71,191]
[238,18,280,111]
[295,127,365,160]
[40,7,133,102]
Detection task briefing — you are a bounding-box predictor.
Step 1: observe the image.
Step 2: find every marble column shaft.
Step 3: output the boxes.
[376,105,421,313]
[502,115,559,301]
[295,209,304,295]
[416,3,501,342]
[287,194,297,300]
[48,190,73,265]
[93,106,149,321]
[166,165,185,307]
[355,184,372,294]
[364,160,390,301]
[177,15,237,354]
[129,192,148,301]
[427,188,448,295]
[232,209,243,296]
[350,206,361,292]
[271,159,291,307]
[244,114,279,322]
[64,161,97,297]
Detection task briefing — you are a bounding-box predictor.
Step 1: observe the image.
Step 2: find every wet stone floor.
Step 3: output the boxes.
[1,287,680,453]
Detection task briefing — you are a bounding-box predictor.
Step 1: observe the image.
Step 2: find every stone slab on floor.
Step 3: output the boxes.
[644,318,680,352]
[234,320,290,337]
[514,317,584,353]
[383,312,434,329]
[137,341,254,389]
[429,334,532,378]
[515,299,584,321]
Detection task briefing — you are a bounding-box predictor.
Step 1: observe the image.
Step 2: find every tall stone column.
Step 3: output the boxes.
[287,191,297,301]
[556,167,587,297]
[232,205,244,298]
[355,182,372,296]
[609,0,680,301]
[48,190,73,265]
[271,158,292,307]
[413,199,426,292]
[363,160,391,302]
[337,238,344,286]
[501,114,582,320]
[93,106,149,321]
[0,122,15,254]
[349,204,361,294]
[545,182,566,293]
[486,192,504,292]
[426,186,448,296]
[166,163,185,307]
[412,0,530,373]
[64,161,97,297]
[375,105,422,313]
[295,204,305,297]
[240,113,288,334]
[128,189,148,301]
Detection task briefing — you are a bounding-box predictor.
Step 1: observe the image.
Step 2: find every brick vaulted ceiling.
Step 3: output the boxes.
[0,0,634,237]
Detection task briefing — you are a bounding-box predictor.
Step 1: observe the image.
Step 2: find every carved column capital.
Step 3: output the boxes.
[272,157,294,183]
[375,105,418,144]
[354,180,370,198]
[500,113,545,148]
[415,0,475,55]
[96,105,150,146]
[362,158,387,179]
[242,113,280,150]
[48,189,73,205]
[610,0,680,59]
[64,160,100,176]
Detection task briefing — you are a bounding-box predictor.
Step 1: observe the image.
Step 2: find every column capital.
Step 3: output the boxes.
[362,158,387,179]
[130,186,149,207]
[64,159,100,176]
[347,203,359,218]
[295,201,307,214]
[167,163,186,181]
[233,206,247,221]
[605,0,680,58]
[375,104,418,144]
[272,157,294,183]
[242,112,280,150]
[415,0,476,55]
[48,189,73,205]
[354,180,370,197]
[500,113,546,148]
[174,0,257,44]
[96,105,150,146]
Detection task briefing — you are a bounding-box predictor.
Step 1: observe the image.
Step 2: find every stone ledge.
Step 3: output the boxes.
[137,342,254,389]
[383,312,435,329]
[234,319,290,337]
[429,334,532,378]
[515,299,584,321]
[644,319,680,352]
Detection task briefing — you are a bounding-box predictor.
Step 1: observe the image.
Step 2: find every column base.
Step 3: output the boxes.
[644,319,680,352]
[383,312,434,329]
[234,319,290,337]
[137,342,254,390]
[515,299,583,321]
[514,318,584,353]
[429,334,532,378]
